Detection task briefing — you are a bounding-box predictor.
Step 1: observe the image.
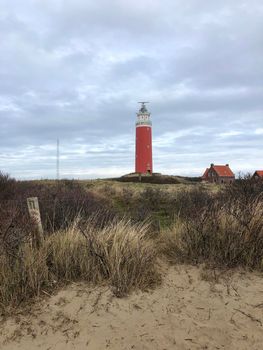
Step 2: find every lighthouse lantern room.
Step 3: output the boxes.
[135,102,153,175]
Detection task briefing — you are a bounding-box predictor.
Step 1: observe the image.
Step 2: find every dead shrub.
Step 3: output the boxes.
[17,180,117,232]
[0,201,32,259]
[161,199,263,270]
[0,174,117,235]
[0,173,32,258]
[220,174,263,205]
[0,172,17,200]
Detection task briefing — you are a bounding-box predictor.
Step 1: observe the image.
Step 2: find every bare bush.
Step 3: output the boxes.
[0,201,32,258]
[220,173,263,205]
[37,183,116,232]
[171,187,213,220]
[0,172,17,200]
[161,199,263,269]
[126,186,212,229]
[1,176,117,234]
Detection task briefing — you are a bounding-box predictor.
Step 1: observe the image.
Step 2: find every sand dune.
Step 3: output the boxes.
[1,265,263,350]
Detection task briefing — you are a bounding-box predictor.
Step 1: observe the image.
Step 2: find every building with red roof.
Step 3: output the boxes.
[252,170,263,180]
[202,164,235,184]
[201,168,209,181]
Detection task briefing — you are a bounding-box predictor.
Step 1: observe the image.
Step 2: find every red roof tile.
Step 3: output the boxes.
[254,170,263,177]
[212,165,234,177]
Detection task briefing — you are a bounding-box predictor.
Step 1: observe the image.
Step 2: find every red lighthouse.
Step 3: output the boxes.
[135,102,153,175]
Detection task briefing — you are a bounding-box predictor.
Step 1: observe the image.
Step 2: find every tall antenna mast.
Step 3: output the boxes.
[56,138,60,180]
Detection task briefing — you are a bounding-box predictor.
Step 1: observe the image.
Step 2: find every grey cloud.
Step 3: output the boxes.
[0,0,262,178]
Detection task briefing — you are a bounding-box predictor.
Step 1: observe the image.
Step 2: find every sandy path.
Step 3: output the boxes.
[0,265,263,350]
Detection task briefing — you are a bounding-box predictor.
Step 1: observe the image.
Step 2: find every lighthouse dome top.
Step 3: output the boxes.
[138,102,150,114]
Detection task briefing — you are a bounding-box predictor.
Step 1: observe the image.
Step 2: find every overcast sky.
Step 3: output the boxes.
[0,0,262,179]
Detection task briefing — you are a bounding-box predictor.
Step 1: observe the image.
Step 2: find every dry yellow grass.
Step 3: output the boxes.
[0,219,159,313]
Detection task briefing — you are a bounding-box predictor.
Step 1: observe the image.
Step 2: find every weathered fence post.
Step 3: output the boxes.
[27,197,44,248]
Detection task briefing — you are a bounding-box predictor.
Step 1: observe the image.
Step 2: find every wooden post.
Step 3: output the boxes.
[27,197,44,248]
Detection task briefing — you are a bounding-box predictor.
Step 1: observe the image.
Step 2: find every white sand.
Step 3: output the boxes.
[1,264,263,350]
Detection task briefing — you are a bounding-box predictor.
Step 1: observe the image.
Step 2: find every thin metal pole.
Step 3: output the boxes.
[57,138,60,180]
